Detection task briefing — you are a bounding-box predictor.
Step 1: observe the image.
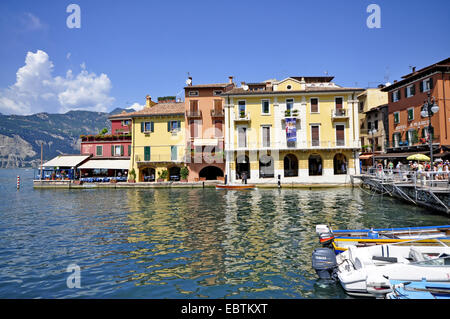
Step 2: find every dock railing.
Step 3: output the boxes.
[363,168,450,190]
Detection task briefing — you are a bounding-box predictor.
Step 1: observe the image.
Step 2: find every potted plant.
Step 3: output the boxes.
[157,169,168,182]
[292,109,299,117]
[128,168,136,183]
[240,110,245,118]
[285,109,291,117]
[180,166,189,182]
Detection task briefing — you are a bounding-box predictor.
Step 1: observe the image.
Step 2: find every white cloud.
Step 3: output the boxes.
[0,50,115,115]
[21,13,46,32]
[126,102,145,111]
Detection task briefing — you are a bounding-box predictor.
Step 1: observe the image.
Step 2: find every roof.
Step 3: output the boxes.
[381,57,450,92]
[108,111,133,120]
[222,86,363,96]
[364,104,388,114]
[125,102,185,118]
[78,159,130,170]
[184,83,232,89]
[290,76,335,83]
[43,155,90,168]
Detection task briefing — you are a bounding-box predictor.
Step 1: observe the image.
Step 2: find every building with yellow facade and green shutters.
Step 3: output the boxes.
[222,76,364,185]
[128,95,186,182]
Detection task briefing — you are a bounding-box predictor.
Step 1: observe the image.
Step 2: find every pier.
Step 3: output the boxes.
[352,169,450,215]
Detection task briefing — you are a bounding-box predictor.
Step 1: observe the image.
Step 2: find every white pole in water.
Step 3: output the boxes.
[17,175,20,190]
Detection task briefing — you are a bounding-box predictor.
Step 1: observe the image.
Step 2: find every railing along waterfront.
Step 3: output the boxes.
[363,168,450,189]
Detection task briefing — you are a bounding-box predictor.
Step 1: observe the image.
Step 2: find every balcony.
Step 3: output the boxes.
[234,111,251,122]
[135,154,184,167]
[186,110,202,119]
[80,134,131,142]
[282,109,300,120]
[386,136,440,152]
[228,140,361,151]
[211,109,224,118]
[331,108,349,119]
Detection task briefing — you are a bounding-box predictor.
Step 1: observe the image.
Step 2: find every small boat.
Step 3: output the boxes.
[215,184,256,190]
[315,224,450,254]
[312,238,450,297]
[386,279,450,299]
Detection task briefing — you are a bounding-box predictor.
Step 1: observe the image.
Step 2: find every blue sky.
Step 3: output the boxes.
[0,0,449,114]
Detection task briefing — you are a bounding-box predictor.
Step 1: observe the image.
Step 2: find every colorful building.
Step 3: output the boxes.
[128,95,186,182]
[380,57,450,162]
[222,76,363,184]
[184,76,235,181]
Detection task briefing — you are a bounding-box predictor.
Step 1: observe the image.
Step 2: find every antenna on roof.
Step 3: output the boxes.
[324,70,328,75]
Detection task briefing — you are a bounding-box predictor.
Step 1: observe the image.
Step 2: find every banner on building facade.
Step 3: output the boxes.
[285,118,297,143]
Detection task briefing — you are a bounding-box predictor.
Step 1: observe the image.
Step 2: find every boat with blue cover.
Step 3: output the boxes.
[315,224,450,254]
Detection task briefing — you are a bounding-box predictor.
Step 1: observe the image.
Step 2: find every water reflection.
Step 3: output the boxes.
[1,169,448,298]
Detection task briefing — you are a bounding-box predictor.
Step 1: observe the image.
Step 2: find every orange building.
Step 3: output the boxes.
[381,57,450,162]
[184,76,235,181]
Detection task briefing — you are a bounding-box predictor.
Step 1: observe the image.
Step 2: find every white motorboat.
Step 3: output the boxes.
[312,238,450,297]
[336,239,450,297]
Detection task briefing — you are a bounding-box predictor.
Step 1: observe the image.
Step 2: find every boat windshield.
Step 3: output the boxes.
[413,255,450,267]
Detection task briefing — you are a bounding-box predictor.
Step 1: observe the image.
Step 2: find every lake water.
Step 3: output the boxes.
[0,168,448,299]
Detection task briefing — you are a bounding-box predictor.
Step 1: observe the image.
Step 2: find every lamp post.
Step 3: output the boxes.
[420,92,439,165]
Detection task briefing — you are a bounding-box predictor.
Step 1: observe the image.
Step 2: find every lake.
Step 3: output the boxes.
[0,168,447,298]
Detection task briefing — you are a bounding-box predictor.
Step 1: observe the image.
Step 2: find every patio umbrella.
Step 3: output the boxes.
[406,154,430,161]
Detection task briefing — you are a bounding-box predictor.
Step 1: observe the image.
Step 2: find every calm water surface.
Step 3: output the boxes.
[0,169,448,299]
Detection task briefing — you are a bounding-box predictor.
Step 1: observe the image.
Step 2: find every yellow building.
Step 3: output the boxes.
[222,76,364,184]
[128,95,186,182]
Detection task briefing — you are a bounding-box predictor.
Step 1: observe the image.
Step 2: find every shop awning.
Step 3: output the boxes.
[374,152,430,159]
[359,154,373,160]
[43,155,90,168]
[78,159,130,170]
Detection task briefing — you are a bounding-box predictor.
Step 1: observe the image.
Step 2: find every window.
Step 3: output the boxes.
[262,126,270,147]
[144,146,151,161]
[238,127,247,148]
[190,120,198,138]
[143,121,154,132]
[311,98,319,113]
[114,145,123,156]
[214,120,223,137]
[420,78,433,92]
[392,90,401,102]
[238,101,246,117]
[405,84,415,98]
[213,90,222,96]
[359,101,364,112]
[128,145,131,156]
[122,120,130,126]
[311,125,320,146]
[407,108,414,121]
[96,145,103,156]
[286,85,292,90]
[394,112,400,124]
[188,90,199,96]
[261,100,270,114]
[190,100,199,113]
[286,99,294,111]
[171,146,177,161]
[374,120,378,130]
[335,97,343,110]
[168,120,181,132]
[336,125,345,146]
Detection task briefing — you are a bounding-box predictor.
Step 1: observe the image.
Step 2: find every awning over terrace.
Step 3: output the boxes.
[42,155,90,168]
[78,159,130,170]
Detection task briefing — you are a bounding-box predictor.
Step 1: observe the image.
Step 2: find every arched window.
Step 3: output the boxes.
[284,154,298,177]
[199,166,224,180]
[259,154,274,178]
[308,154,322,176]
[333,153,347,175]
[168,166,181,181]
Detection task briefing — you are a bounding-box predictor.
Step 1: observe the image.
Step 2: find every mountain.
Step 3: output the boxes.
[0,108,135,168]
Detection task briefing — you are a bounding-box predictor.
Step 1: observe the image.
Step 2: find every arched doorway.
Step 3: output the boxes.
[168,166,181,181]
[284,154,298,177]
[259,154,274,178]
[143,167,155,182]
[199,166,224,180]
[236,155,250,179]
[308,154,322,176]
[334,153,347,175]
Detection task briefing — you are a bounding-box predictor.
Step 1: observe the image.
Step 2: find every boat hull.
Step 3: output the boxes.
[215,184,256,190]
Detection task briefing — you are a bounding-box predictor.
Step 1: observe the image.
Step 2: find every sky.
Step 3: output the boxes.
[0,0,449,115]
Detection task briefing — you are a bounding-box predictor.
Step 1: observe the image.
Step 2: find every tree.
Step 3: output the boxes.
[100,128,108,135]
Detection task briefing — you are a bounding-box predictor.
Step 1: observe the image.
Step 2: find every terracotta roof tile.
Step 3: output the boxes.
[126,102,185,117]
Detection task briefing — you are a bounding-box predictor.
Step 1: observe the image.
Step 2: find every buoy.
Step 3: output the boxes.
[17,175,20,189]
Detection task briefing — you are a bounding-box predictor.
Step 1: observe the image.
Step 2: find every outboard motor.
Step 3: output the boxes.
[312,248,338,280]
[318,232,335,247]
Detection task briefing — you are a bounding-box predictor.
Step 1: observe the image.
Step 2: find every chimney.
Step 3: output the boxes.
[228,76,233,84]
[412,66,416,73]
[241,81,246,87]
[188,76,192,86]
[146,95,152,108]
